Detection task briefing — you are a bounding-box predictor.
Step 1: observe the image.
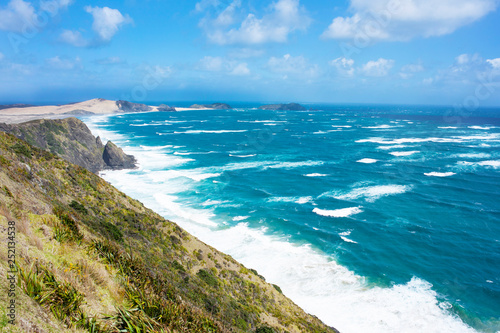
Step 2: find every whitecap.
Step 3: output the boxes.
[378,145,407,150]
[326,185,411,202]
[424,172,456,177]
[229,154,257,158]
[174,129,248,134]
[468,126,493,130]
[233,216,250,222]
[305,173,328,177]
[313,207,363,218]
[362,125,396,129]
[357,158,378,164]
[390,151,419,157]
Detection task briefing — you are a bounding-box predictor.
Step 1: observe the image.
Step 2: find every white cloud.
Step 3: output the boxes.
[40,0,72,15]
[486,58,500,69]
[195,0,220,12]
[229,48,265,59]
[268,54,319,77]
[46,56,81,70]
[198,56,250,76]
[329,57,355,77]
[199,0,311,45]
[231,63,250,76]
[0,0,36,32]
[399,62,424,79]
[59,30,89,47]
[85,6,133,42]
[95,56,123,65]
[322,0,497,42]
[200,56,224,71]
[361,58,394,77]
[60,6,132,47]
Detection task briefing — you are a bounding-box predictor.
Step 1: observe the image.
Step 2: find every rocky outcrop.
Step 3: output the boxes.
[189,103,232,109]
[258,103,306,111]
[0,117,136,173]
[103,141,136,169]
[158,104,176,111]
[116,100,153,112]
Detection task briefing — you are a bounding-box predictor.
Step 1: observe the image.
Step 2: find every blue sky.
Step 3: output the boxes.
[0,0,499,106]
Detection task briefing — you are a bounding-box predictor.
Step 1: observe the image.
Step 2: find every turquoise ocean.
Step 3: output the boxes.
[83,104,500,333]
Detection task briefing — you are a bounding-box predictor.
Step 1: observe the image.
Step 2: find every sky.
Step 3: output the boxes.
[0,0,499,106]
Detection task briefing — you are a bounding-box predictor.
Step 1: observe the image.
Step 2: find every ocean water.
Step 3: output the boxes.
[83,104,500,333]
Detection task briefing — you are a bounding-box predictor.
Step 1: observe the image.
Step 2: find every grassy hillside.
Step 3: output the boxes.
[0,131,337,333]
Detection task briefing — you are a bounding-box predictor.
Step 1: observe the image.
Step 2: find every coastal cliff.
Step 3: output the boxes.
[0,131,338,332]
[0,118,136,173]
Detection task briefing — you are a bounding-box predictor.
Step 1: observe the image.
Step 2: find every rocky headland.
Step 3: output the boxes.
[0,117,135,173]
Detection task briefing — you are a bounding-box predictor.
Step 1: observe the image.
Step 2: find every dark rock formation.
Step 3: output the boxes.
[158,104,176,111]
[189,103,232,109]
[0,117,136,173]
[116,100,153,113]
[103,141,136,169]
[258,103,306,111]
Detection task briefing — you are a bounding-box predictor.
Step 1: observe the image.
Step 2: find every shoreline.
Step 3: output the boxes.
[0,98,213,124]
[84,112,483,333]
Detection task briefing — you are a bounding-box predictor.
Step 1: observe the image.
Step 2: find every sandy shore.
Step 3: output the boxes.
[0,98,210,124]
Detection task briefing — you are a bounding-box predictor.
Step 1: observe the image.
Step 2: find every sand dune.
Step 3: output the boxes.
[0,98,206,124]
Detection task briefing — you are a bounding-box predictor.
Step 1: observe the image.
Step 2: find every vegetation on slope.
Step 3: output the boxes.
[0,131,337,333]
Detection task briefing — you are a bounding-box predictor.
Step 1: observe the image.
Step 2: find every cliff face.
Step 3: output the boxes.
[0,117,136,173]
[0,131,338,333]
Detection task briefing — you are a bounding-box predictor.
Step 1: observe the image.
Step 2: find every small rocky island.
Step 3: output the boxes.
[258,103,307,111]
[189,103,232,109]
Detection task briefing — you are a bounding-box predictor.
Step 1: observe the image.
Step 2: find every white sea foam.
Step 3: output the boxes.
[173,151,217,156]
[313,130,342,134]
[340,236,358,244]
[424,172,456,177]
[438,126,458,129]
[378,145,407,150]
[327,185,411,202]
[357,133,500,145]
[334,125,352,128]
[468,126,493,130]
[304,173,328,177]
[174,129,248,134]
[265,161,324,169]
[363,125,396,129]
[233,216,250,222]
[457,160,500,169]
[357,158,377,164]
[268,196,314,204]
[313,207,363,218]
[89,116,477,333]
[147,169,221,182]
[478,160,500,168]
[390,151,419,157]
[455,153,491,159]
[229,154,257,158]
